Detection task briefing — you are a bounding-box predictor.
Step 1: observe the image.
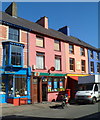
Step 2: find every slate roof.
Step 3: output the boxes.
[0,11,99,51]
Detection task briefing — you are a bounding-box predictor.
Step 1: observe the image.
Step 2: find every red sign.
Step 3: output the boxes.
[50,67,55,71]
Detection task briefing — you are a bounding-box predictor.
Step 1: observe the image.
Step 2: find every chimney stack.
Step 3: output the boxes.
[5,2,17,17]
[58,26,70,36]
[36,16,48,29]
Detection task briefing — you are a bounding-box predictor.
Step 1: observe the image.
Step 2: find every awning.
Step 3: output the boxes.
[34,72,67,77]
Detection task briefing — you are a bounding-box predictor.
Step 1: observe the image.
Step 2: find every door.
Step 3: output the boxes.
[42,84,47,101]
[31,78,39,103]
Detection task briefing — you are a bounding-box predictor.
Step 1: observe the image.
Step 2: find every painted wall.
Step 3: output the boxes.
[29,33,66,74]
[65,43,88,74]
[0,24,28,67]
[88,50,100,74]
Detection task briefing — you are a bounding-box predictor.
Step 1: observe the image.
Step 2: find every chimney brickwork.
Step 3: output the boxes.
[36,16,48,29]
[5,2,17,17]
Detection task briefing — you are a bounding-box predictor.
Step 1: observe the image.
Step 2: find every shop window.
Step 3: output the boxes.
[36,52,45,69]
[80,47,85,56]
[69,58,75,71]
[15,76,27,97]
[8,75,27,97]
[2,42,24,67]
[9,27,19,42]
[81,60,85,72]
[55,56,61,71]
[69,44,74,54]
[36,36,44,48]
[48,78,64,92]
[97,62,100,73]
[54,40,61,51]
[90,62,94,73]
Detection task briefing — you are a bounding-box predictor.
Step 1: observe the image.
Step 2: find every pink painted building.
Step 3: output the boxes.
[29,17,67,103]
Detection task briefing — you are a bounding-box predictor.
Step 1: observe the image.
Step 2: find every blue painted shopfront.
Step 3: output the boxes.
[0,67,31,104]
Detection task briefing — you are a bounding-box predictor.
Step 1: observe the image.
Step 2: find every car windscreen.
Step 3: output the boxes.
[78,83,94,91]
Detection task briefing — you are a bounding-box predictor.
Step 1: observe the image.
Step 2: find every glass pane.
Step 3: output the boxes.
[11,45,22,65]
[8,75,14,97]
[55,58,60,70]
[36,37,43,47]
[5,45,9,65]
[15,76,27,97]
[9,27,19,41]
[36,55,44,69]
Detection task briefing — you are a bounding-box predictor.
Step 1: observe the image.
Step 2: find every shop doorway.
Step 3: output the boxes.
[42,84,47,101]
[67,76,78,99]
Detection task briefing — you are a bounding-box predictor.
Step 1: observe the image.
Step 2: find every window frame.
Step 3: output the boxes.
[80,47,85,56]
[55,55,61,71]
[90,61,94,73]
[48,77,65,92]
[2,42,24,67]
[36,52,45,69]
[97,62,100,73]
[69,58,75,71]
[81,60,85,72]
[96,52,99,60]
[69,44,74,54]
[54,40,61,51]
[36,35,44,48]
[9,27,19,42]
[90,50,94,59]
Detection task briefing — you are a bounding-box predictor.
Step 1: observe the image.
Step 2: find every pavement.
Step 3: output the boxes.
[0,102,100,120]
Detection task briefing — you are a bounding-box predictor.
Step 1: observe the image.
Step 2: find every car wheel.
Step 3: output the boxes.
[92,97,96,104]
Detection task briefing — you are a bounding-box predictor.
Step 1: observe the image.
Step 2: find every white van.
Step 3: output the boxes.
[75,75,100,104]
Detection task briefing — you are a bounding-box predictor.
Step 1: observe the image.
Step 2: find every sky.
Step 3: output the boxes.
[1,2,98,48]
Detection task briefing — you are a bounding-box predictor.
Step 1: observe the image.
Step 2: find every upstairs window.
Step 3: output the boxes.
[69,58,75,71]
[55,56,61,71]
[9,27,19,42]
[80,47,85,56]
[90,62,94,73]
[54,40,61,51]
[11,45,22,65]
[96,52,99,60]
[97,63,100,73]
[69,44,74,54]
[90,50,94,59]
[36,36,44,48]
[2,42,24,67]
[81,60,85,72]
[36,52,45,69]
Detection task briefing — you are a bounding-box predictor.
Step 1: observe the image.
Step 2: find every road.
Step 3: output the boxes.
[1,102,100,120]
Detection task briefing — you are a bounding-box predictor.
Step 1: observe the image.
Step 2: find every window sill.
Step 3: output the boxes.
[36,46,45,48]
[36,68,46,70]
[5,65,23,68]
[69,70,75,72]
[54,50,61,52]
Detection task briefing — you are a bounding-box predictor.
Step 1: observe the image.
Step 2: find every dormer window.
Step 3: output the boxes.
[9,27,19,42]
